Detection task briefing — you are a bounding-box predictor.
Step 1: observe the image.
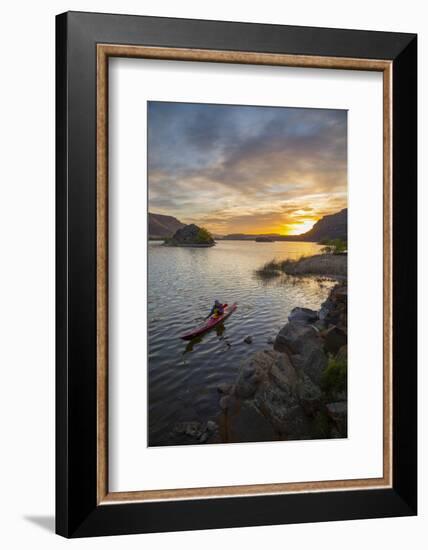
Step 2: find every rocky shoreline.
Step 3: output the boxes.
[171,282,348,445]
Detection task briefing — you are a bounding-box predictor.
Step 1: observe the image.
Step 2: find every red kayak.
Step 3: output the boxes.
[180,303,237,340]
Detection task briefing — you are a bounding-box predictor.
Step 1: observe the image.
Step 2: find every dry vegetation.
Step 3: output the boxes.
[281,254,347,277]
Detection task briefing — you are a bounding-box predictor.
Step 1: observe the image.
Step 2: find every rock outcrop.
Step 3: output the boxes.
[319,284,347,330]
[288,307,319,323]
[165,224,215,247]
[173,419,219,444]
[220,282,348,442]
[274,322,327,386]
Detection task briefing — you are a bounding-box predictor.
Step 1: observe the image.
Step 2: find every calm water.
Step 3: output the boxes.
[148,240,334,446]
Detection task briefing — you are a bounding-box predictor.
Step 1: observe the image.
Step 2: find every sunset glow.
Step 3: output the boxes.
[148,102,347,235]
[286,219,317,236]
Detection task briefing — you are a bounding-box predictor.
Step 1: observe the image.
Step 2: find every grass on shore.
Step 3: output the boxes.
[255,259,283,278]
[281,254,347,277]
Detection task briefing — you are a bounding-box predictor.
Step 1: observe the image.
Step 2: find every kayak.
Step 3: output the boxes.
[180,303,237,340]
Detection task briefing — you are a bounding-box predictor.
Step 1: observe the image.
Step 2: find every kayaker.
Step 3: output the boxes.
[207,300,225,319]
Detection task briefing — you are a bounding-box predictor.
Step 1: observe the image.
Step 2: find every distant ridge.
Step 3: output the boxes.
[149,212,185,238]
[221,209,347,242]
[149,209,347,242]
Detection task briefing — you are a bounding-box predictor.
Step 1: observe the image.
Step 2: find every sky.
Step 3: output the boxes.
[148,101,347,236]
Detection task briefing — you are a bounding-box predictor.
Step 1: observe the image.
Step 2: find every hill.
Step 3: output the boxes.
[149,212,185,238]
[298,208,347,242]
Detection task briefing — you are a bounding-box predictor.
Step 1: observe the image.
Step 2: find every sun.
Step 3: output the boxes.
[286,219,316,235]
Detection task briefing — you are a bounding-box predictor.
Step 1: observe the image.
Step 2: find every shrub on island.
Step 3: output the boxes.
[164,224,215,247]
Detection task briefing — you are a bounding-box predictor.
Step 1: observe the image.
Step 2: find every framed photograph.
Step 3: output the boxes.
[56,11,417,537]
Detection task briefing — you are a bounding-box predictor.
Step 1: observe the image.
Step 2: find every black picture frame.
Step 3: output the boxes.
[56,11,417,538]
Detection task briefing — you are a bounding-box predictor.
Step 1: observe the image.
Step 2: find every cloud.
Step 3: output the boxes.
[148,101,347,234]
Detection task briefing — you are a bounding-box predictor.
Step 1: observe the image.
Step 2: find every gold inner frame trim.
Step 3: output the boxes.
[96,44,393,505]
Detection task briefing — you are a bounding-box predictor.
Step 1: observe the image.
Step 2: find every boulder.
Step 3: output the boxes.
[296,374,322,416]
[174,421,203,439]
[253,372,312,439]
[274,322,317,354]
[312,320,327,332]
[322,326,347,355]
[326,402,347,435]
[235,350,276,398]
[326,402,347,417]
[206,420,218,432]
[319,284,347,329]
[233,348,315,437]
[256,390,311,439]
[274,322,327,385]
[185,422,202,438]
[235,377,258,399]
[219,394,240,414]
[293,351,327,387]
[227,402,279,443]
[332,285,347,302]
[288,307,318,324]
[199,432,209,443]
[318,301,334,323]
[173,423,187,435]
[217,383,234,394]
[243,335,253,344]
[269,352,298,392]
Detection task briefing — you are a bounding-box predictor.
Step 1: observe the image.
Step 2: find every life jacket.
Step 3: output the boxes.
[214,304,224,315]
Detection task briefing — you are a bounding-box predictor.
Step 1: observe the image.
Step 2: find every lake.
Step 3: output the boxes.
[148,240,335,446]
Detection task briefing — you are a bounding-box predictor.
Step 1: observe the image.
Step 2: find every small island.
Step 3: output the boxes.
[255,236,275,243]
[163,223,216,247]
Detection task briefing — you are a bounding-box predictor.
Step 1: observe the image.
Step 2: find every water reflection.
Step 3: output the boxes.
[183,322,229,354]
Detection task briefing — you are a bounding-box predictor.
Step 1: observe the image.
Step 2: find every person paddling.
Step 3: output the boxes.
[207,300,226,319]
